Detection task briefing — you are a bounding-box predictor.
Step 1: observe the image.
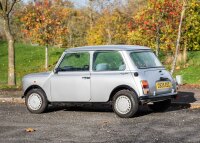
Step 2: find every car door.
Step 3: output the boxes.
[90,51,134,102]
[50,52,91,102]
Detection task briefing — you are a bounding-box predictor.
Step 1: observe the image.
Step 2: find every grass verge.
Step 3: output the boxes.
[0,41,64,89]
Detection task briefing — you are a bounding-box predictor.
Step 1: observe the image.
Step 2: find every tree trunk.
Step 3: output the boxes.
[69,33,72,47]
[3,16,16,86]
[106,28,112,44]
[89,0,94,30]
[45,46,48,70]
[170,0,187,75]
[183,41,187,65]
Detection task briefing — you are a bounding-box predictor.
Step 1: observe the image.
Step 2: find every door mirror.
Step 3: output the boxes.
[54,67,60,74]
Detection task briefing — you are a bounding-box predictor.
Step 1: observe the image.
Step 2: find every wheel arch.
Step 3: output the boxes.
[23,85,46,99]
[109,85,138,101]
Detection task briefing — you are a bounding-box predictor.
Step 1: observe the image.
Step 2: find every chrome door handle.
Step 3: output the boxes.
[120,72,128,75]
[82,77,90,79]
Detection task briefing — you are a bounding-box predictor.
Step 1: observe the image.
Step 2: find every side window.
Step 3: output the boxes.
[93,51,125,71]
[58,52,90,71]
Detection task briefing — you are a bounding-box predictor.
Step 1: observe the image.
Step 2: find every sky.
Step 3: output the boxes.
[69,0,88,7]
[23,0,89,7]
[22,0,126,8]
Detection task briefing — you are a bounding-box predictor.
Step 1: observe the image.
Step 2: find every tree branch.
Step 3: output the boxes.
[5,0,8,12]
[6,0,18,15]
[0,2,3,11]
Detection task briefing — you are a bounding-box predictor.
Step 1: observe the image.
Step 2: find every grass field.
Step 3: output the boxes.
[0,41,199,89]
[175,51,200,84]
[0,41,64,88]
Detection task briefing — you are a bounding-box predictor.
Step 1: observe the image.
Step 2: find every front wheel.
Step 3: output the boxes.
[112,90,138,118]
[25,89,48,114]
[149,99,171,112]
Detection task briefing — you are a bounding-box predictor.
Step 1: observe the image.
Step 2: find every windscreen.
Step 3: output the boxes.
[130,51,163,69]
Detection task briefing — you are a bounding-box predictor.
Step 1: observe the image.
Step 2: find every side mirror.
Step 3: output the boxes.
[54,67,60,74]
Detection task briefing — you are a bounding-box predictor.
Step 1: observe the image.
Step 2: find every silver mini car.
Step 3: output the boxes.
[22,45,177,118]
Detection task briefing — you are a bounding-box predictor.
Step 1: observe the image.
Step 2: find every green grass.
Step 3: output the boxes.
[174,51,200,84]
[0,41,64,88]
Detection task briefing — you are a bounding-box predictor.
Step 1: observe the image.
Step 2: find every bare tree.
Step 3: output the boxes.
[170,0,187,75]
[0,0,19,86]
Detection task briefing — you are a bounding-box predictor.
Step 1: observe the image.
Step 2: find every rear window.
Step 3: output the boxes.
[130,51,163,69]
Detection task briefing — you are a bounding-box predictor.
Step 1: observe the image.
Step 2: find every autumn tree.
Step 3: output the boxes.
[128,0,182,55]
[87,9,130,45]
[20,0,69,69]
[0,0,19,86]
[184,0,200,51]
[124,0,147,17]
[65,8,90,47]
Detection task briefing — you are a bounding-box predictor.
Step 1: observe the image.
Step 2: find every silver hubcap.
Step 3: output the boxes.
[28,93,42,110]
[115,95,131,114]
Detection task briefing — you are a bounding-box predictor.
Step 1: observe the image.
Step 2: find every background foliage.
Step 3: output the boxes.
[1,0,198,52]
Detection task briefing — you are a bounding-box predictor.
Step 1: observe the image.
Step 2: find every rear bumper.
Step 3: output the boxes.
[139,92,177,104]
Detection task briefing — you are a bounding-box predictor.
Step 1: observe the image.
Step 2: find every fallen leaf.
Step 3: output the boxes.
[190,105,200,109]
[103,121,108,124]
[25,128,36,132]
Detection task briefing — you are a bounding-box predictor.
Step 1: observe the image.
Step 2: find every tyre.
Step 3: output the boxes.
[25,88,48,114]
[112,90,138,118]
[149,99,171,112]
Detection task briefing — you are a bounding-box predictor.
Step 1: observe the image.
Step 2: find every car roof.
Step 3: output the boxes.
[65,45,151,52]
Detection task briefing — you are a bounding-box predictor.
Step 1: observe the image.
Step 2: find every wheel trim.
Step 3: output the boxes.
[28,93,42,110]
[115,95,132,114]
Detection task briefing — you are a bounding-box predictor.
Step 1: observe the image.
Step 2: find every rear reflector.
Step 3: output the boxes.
[143,88,149,95]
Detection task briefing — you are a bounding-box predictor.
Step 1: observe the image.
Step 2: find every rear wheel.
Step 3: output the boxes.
[149,99,171,112]
[25,89,48,114]
[112,90,138,118]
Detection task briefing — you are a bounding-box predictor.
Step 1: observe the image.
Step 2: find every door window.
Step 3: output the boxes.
[58,52,90,71]
[93,51,125,71]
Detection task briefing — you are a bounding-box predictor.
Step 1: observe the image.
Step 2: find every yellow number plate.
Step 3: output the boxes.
[156,81,172,89]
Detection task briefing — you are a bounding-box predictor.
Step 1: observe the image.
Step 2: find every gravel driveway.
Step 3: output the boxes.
[0,103,200,143]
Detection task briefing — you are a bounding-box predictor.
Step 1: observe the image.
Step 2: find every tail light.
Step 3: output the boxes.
[141,80,149,95]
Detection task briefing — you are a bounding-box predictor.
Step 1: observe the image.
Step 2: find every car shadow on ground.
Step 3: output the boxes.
[45,91,196,117]
[46,103,154,117]
[169,91,196,111]
[47,102,113,113]
[175,91,196,103]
